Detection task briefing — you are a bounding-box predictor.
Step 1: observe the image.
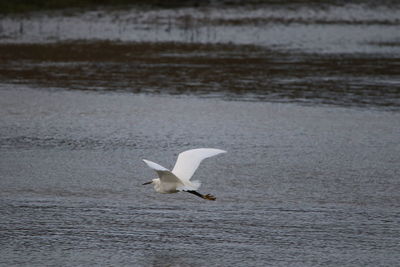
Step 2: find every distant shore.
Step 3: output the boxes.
[1,0,197,14]
[1,0,253,14]
[1,0,396,14]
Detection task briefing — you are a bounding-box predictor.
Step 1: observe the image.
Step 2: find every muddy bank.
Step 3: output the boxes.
[2,0,399,14]
[1,41,399,109]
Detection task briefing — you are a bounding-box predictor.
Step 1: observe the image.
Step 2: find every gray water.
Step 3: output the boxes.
[1,86,400,266]
[1,2,400,266]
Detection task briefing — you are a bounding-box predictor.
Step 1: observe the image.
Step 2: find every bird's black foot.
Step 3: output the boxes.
[186,190,216,201]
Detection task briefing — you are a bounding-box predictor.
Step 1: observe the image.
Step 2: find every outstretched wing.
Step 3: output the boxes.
[171,148,226,181]
[142,159,182,184]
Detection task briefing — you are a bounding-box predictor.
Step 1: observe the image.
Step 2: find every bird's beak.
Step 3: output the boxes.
[142,181,152,185]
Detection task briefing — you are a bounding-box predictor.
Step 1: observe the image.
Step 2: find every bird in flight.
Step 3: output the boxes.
[142,148,226,201]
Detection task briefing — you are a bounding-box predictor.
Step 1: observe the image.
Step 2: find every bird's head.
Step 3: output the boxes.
[143,178,162,192]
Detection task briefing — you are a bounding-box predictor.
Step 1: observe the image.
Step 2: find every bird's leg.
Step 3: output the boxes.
[186,190,216,201]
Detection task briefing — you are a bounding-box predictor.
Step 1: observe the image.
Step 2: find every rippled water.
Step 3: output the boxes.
[1,2,400,266]
[1,86,400,266]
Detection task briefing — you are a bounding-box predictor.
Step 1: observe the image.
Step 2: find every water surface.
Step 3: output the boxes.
[1,86,400,266]
[1,2,400,266]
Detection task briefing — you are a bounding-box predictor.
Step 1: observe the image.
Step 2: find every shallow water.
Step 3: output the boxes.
[1,86,400,266]
[1,2,400,266]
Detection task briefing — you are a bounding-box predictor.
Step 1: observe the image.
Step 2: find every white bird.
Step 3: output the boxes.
[142,148,226,201]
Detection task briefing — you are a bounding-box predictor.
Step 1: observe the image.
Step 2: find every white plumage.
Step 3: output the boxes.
[142,148,226,200]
